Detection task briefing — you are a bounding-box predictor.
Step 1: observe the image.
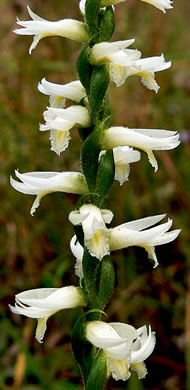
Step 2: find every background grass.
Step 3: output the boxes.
[0,0,189,389]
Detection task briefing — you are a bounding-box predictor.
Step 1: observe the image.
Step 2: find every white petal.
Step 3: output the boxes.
[17,286,86,310]
[70,235,84,262]
[141,0,173,13]
[38,78,85,102]
[109,218,173,250]
[131,326,156,363]
[102,127,180,151]
[86,321,128,349]
[116,214,166,231]
[147,229,181,246]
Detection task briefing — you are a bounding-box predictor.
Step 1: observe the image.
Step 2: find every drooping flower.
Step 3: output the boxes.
[10,170,88,216]
[40,105,90,155]
[109,214,181,267]
[70,235,84,278]
[14,6,89,54]
[90,42,171,90]
[139,0,173,13]
[101,127,180,171]
[71,214,180,268]
[38,78,86,105]
[9,286,87,343]
[99,0,173,13]
[69,204,113,260]
[86,320,156,381]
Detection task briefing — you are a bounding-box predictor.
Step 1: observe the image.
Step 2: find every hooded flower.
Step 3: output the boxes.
[71,214,180,268]
[140,0,173,13]
[70,235,84,278]
[97,0,173,13]
[90,42,171,90]
[14,6,89,54]
[10,170,88,216]
[101,127,180,171]
[9,286,87,343]
[40,105,90,155]
[38,78,86,105]
[109,214,181,267]
[69,204,113,260]
[86,321,156,381]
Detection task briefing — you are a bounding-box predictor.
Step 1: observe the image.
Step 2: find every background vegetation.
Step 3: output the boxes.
[0,0,189,388]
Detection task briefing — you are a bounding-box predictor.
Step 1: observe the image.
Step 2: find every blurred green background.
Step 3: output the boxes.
[0,0,189,389]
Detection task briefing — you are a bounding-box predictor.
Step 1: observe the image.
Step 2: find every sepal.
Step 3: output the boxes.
[77,43,93,95]
[89,65,110,123]
[83,250,115,310]
[96,149,115,201]
[99,6,115,42]
[72,314,95,384]
[86,349,108,390]
[85,0,101,39]
[81,124,102,191]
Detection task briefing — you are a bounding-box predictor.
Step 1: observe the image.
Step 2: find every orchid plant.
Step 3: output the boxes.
[10,0,179,388]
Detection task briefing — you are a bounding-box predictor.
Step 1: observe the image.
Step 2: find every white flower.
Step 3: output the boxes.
[86,321,156,381]
[38,78,86,105]
[113,147,141,185]
[10,170,88,216]
[70,235,84,278]
[99,0,173,13]
[14,6,89,54]
[9,286,87,343]
[102,127,180,171]
[90,42,170,90]
[40,105,90,155]
[109,214,181,267]
[120,54,171,92]
[140,0,173,13]
[90,40,140,66]
[69,204,113,260]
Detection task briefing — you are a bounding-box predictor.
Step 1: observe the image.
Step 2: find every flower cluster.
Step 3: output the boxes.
[10,0,179,388]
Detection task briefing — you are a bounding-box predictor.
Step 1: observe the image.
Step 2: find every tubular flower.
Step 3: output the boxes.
[10,170,88,216]
[14,6,89,54]
[117,54,171,92]
[101,127,180,171]
[86,321,156,381]
[70,235,84,278]
[109,214,181,267]
[90,40,141,87]
[38,78,86,105]
[90,42,170,90]
[69,204,113,260]
[9,286,87,343]
[99,0,173,13]
[140,0,173,13]
[40,105,90,155]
